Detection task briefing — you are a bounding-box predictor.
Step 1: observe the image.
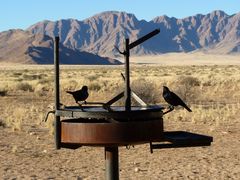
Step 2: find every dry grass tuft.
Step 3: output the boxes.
[5,107,27,131]
[0,119,6,127]
[170,76,201,102]
[15,82,33,92]
[0,89,8,96]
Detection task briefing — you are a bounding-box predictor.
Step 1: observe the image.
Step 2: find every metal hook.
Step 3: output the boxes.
[114,45,125,55]
[43,110,55,122]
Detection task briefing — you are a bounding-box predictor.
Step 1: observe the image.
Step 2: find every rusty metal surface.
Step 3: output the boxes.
[61,118,163,145]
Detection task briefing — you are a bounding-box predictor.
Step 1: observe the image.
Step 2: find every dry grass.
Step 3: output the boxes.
[0,63,240,131]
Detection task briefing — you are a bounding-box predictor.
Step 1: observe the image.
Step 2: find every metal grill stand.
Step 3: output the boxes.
[54,37,61,149]
[53,30,162,180]
[50,28,213,180]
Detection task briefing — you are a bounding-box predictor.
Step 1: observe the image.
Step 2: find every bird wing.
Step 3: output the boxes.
[164,91,178,106]
[171,92,192,112]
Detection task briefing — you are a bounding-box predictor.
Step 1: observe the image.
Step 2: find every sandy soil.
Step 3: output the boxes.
[0,93,240,179]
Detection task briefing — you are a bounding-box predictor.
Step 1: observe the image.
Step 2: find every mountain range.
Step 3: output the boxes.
[0,29,120,64]
[0,10,239,64]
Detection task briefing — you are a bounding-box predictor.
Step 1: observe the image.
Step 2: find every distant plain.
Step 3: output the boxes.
[131,53,240,65]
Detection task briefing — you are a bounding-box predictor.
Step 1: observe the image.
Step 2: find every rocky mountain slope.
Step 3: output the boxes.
[27,10,240,56]
[0,29,121,64]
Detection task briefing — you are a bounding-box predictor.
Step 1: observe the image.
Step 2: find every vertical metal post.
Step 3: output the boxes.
[124,38,131,111]
[54,36,61,149]
[105,146,119,180]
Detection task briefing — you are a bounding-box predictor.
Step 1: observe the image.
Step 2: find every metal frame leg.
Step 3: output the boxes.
[105,146,119,180]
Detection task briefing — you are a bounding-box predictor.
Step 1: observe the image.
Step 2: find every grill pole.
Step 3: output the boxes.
[54,36,61,149]
[105,146,119,180]
[124,38,131,111]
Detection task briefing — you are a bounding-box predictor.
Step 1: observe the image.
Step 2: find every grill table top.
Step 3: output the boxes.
[56,105,164,121]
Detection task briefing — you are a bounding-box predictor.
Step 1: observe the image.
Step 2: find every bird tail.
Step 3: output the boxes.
[183,104,192,112]
[66,91,73,94]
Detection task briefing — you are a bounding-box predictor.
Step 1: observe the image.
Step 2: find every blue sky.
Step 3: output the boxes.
[1,0,239,32]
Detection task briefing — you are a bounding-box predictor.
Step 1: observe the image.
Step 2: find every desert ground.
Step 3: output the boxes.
[0,54,240,179]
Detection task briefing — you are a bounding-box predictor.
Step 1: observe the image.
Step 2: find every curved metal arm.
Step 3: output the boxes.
[43,110,55,122]
[114,45,125,55]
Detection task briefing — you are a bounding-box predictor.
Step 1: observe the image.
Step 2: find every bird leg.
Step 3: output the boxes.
[169,105,174,111]
[77,102,81,106]
[163,105,174,115]
[77,101,86,106]
[77,102,85,111]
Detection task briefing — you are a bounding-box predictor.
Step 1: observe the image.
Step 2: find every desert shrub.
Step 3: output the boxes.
[86,74,99,81]
[171,76,201,102]
[177,76,201,86]
[131,78,160,104]
[102,70,108,74]
[37,78,52,85]
[5,108,26,131]
[22,73,47,81]
[16,82,33,92]
[12,72,23,77]
[88,82,101,92]
[34,84,49,96]
[16,78,23,82]
[65,80,78,90]
[0,119,6,127]
[0,89,7,96]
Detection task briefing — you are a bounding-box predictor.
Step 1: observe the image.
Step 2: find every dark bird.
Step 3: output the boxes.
[66,86,89,105]
[162,86,192,112]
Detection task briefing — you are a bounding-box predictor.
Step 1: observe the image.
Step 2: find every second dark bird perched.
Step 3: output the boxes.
[66,86,89,105]
[162,86,192,112]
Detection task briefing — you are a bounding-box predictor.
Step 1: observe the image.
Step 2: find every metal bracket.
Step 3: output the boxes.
[162,106,174,115]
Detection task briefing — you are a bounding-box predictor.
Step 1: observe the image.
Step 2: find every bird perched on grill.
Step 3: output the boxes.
[66,86,89,105]
[162,86,192,112]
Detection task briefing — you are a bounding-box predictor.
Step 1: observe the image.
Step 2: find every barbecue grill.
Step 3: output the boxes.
[45,29,213,180]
